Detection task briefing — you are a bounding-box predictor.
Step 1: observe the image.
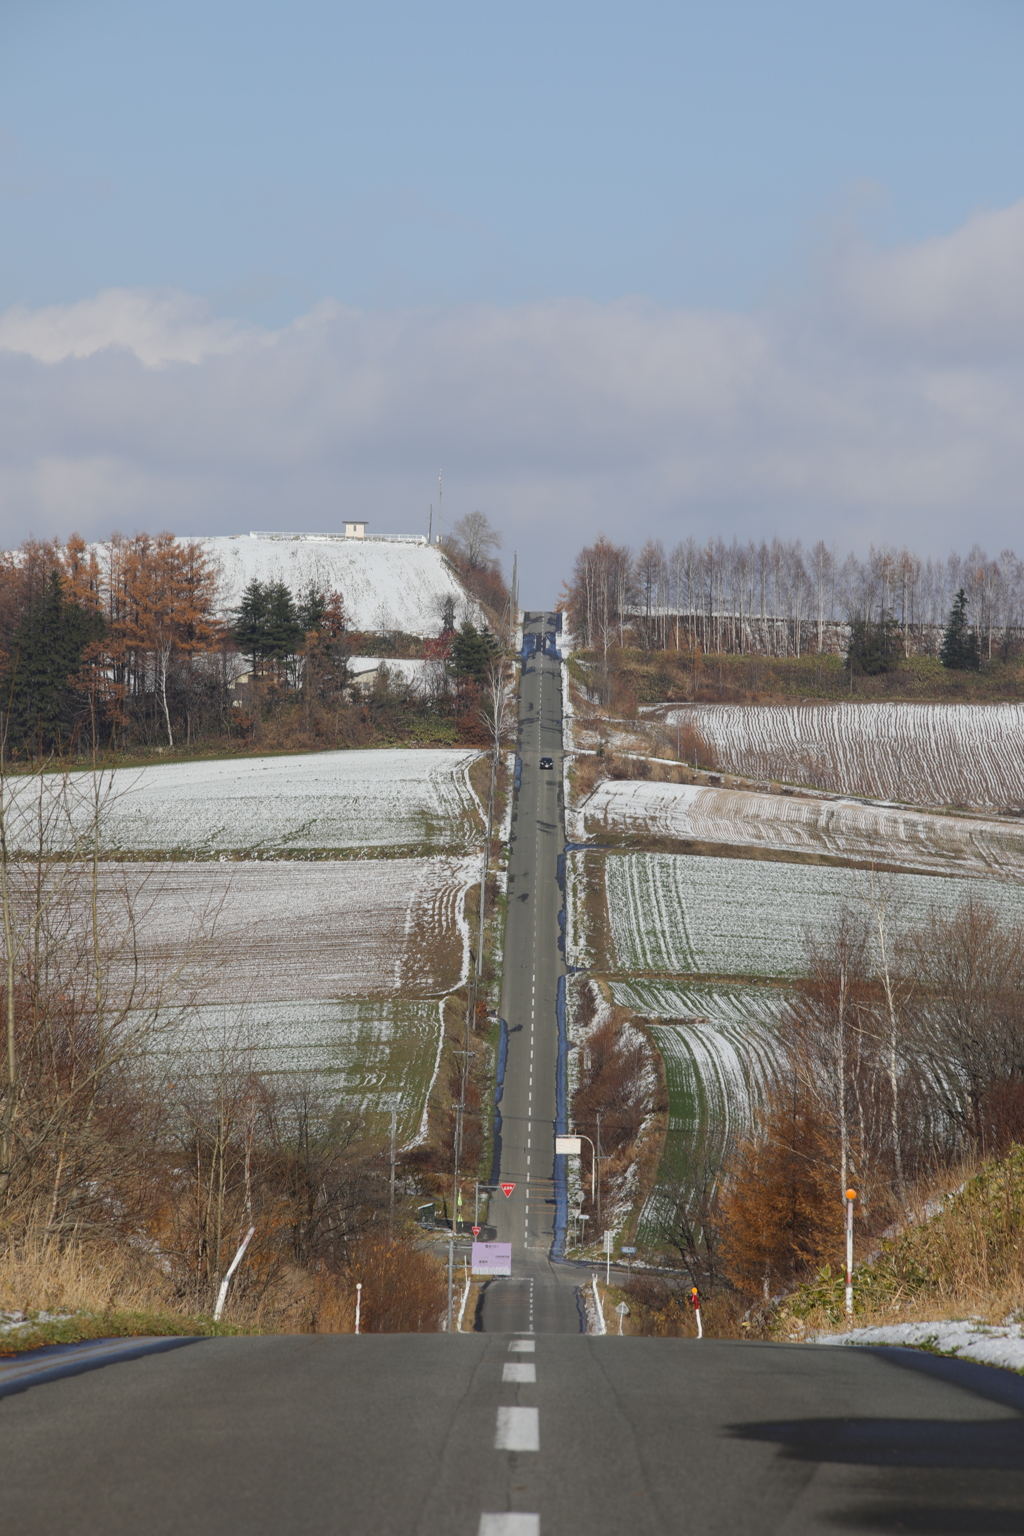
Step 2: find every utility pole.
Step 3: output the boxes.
[438,470,443,547]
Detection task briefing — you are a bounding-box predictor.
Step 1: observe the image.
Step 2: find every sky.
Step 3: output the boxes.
[2,0,1024,601]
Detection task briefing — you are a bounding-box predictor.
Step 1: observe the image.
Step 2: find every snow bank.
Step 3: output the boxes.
[815,1320,1024,1371]
[192,533,480,637]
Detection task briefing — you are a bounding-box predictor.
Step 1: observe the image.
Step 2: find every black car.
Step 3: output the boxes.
[539,756,554,769]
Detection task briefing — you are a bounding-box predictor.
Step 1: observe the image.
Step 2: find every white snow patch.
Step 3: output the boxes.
[815,1320,1024,1371]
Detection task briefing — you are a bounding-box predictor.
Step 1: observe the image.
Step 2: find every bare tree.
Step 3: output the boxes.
[451,511,501,571]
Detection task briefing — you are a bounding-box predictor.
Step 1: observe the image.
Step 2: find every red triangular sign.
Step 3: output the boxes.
[472,1226,481,1237]
[500,1182,516,1198]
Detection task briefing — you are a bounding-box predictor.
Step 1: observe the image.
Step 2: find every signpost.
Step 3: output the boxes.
[471,1242,512,1276]
[472,1225,481,1238]
[500,1182,516,1198]
[603,1229,614,1284]
[615,1301,630,1335]
[555,1135,582,1155]
[621,1244,636,1278]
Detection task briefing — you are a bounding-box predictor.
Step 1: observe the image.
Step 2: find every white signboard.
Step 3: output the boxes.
[472,1242,512,1276]
[603,1231,614,1253]
[555,1135,582,1155]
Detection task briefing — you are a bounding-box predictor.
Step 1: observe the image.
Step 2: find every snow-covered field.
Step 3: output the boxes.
[124,855,475,1140]
[194,533,479,637]
[156,998,447,1144]
[113,856,475,1001]
[659,702,1024,811]
[18,749,482,855]
[582,779,1024,880]
[595,850,1024,980]
[815,1320,1024,1371]
[611,981,782,1239]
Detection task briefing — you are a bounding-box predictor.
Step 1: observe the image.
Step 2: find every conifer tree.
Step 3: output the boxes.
[2,569,104,751]
[939,588,980,670]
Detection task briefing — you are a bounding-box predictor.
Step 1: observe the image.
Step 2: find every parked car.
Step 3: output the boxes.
[539,756,554,769]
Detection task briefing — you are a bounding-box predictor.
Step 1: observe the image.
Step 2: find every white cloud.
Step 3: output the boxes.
[2,201,1024,597]
[0,287,247,366]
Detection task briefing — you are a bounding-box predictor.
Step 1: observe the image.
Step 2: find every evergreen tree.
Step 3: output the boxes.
[3,570,104,751]
[233,579,304,672]
[939,588,981,671]
[846,613,902,676]
[449,621,495,682]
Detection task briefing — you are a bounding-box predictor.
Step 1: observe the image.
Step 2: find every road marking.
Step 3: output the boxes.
[502,1362,536,1383]
[509,1339,535,1352]
[495,1406,539,1451]
[479,1517,539,1536]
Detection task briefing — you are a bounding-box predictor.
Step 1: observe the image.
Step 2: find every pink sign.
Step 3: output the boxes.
[471,1242,512,1276]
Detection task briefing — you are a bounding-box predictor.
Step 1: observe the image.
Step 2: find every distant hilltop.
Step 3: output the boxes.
[186,529,481,638]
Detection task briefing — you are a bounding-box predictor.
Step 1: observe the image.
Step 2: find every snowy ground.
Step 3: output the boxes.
[610,982,783,1243]
[582,778,1024,880]
[107,855,475,1001]
[14,749,482,855]
[193,534,480,637]
[815,1321,1024,1371]
[116,854,475,1140]
[657,701,1024,812]
[593,850,1024,980]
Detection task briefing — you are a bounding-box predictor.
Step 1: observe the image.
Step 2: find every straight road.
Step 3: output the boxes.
[479,611,580,1332]
[5,1332,1024,1534]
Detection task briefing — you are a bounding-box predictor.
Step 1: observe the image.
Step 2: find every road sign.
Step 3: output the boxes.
[500,1182,516,1198]
[621,1246,637,1253]
[603,1231,614,1252]
[472,1226,481,1237]
[555,1135,582,1154]
[472,1242,512,1276]
[615,1302,630,1315]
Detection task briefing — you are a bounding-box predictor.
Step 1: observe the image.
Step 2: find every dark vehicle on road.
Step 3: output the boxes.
[539,756,554,769]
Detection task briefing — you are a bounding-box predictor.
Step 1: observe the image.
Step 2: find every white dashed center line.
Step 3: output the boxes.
[502,1362,536,1383]
[494,1406,539,1451]
[479,1517,539,1536]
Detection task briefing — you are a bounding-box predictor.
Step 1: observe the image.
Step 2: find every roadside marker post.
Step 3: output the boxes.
[690,1286,702,1340]
[213,1225,256,1322]
[845,1189,857,1318]
[355,1282,362,1335]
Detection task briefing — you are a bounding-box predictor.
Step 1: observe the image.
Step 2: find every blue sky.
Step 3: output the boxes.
[2,1,1024,595]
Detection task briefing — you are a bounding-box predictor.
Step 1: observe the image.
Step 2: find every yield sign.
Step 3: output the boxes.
[472,1226,481,1237]
[500,1182,516,1198]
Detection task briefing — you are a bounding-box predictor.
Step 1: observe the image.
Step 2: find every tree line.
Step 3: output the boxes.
[0,522,508,758]
[564,534,1024,662]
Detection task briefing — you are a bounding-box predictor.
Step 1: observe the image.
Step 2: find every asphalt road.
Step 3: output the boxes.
[478,611,580,1334]
[5,1332,1024,1533]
